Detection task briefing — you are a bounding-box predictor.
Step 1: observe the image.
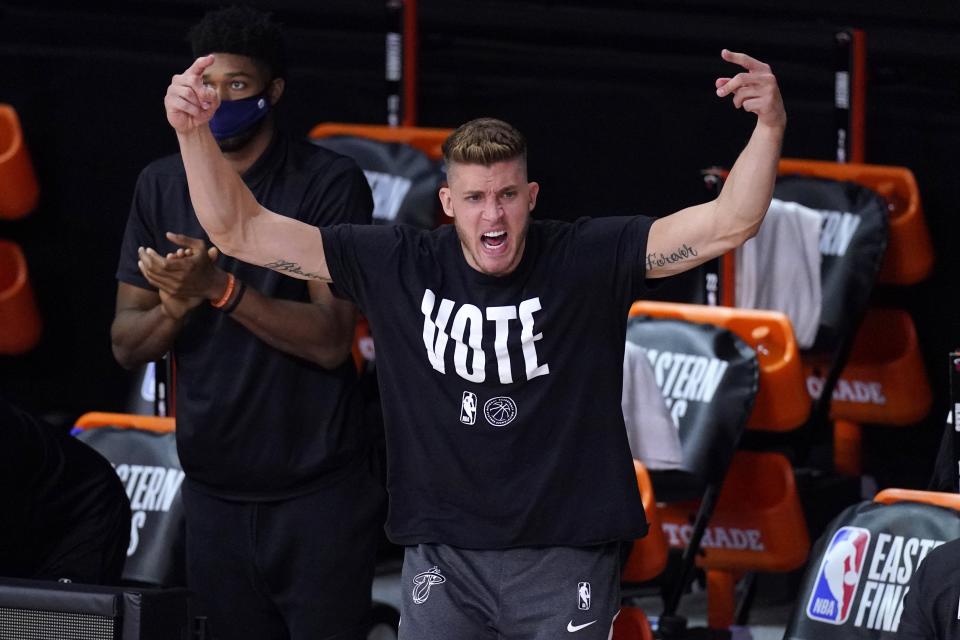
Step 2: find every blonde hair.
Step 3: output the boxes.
[442,118,527,168]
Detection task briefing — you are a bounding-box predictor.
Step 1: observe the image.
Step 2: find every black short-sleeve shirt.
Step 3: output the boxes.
[898,537,960,640]
[116,133,373,500]
[323,216,653,548]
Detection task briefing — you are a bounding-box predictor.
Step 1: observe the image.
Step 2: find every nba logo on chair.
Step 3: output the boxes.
[805,526,871,625]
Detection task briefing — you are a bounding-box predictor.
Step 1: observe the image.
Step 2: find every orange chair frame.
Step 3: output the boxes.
[74,412,176,434]
[658,451,810,629]
[622,460,669,583]
[0,103,40,219]
[804,308,931,427]
[0,239,42,354]
[308,123,453,161]
[874,488,960,512]
[616,461,665,640]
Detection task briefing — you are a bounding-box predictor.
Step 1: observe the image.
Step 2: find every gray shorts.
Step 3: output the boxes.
[398,543,621,640]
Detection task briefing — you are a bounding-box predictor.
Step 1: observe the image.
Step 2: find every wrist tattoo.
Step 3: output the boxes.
[646,244,698,271]
[263,259,325,280]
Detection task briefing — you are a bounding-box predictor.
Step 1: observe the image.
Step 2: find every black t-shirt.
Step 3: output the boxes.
[323,216,653,548]
[117,133,374,500]
[898,536,960,640]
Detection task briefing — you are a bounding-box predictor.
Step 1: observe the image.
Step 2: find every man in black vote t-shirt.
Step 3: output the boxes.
[111,7,383,640]
[164,46,785,639]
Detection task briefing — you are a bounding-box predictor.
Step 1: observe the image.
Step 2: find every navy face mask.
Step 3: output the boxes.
[209,91,270,141]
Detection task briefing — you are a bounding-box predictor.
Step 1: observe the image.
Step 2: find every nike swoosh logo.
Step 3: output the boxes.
[567,620,597,632]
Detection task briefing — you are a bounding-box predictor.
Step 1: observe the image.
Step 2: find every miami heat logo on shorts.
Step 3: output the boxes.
[412,566,446,605]
[806,526,871,625]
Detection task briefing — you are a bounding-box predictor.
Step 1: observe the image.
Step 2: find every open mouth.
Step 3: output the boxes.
[481,230,507,250]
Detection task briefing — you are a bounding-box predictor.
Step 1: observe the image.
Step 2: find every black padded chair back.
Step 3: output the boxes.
[784,499,960,639]
[312,135,443,229]
[74,426,185,587]
[772,175,889,354]
[625,317,758,498]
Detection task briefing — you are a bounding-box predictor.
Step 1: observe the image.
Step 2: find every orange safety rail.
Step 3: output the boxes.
[874,488,960,512]
[778,158,933,285]
[622,460,668,583]
[612,606,655,640]
[0,104,39,219]
[308,123,453,161]
[74,412,175,434]
[803,308,932,426]
[629,301,809,432]
[659,451,810,628]
[0,239,41,354]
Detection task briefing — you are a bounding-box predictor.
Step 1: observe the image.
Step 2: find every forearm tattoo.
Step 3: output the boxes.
[263,259,325,280]
[646,244,699,271]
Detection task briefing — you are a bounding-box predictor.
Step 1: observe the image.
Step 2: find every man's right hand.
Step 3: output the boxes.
[165,55,219,134]
[137,233,230,318]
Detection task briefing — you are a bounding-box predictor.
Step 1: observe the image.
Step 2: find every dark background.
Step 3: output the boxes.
[1,0,958,488]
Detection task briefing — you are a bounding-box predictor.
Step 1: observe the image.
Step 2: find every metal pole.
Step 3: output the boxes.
[835,28,866,163]
[385,0,403,126]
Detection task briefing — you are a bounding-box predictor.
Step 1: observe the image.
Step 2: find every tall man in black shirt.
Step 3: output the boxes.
[162,46,785,639]
[111,7,383,639]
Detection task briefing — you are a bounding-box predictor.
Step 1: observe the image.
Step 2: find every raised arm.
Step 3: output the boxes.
[165,55,331,281]
[645,49,786,278]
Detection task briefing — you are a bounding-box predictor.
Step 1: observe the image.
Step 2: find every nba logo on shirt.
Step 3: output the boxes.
[460,391,477,425]
[806,526,871,625]
[577,582,591,610]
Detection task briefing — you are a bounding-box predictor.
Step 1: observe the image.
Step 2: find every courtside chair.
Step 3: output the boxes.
[622,305,763,636]
[713,160,932,476]
[658,160,931,633]
[0,104,39,220]
[72,412,184,588]
[779,162,934,477]
[745,162,890,455]
[628,301,812,634]
[0,239,42,354]
[781,487,960,639]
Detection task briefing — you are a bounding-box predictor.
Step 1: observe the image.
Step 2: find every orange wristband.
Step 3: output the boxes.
[210,273,236,309]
